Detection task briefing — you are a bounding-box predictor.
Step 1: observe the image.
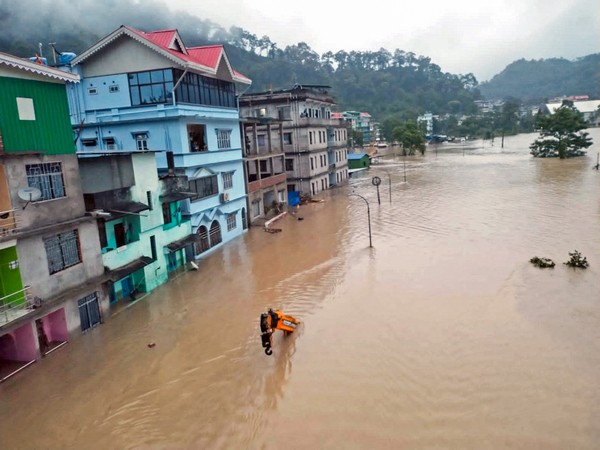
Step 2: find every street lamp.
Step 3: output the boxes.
[384,170,392,203]
[349,193,373,248]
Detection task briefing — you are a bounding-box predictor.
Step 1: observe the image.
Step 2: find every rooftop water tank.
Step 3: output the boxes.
[28,56,47,65]
[58,52,76,66]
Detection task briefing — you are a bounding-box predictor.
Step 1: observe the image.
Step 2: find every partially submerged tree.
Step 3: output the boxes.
[392,122,426,155]
[530,103,592,158]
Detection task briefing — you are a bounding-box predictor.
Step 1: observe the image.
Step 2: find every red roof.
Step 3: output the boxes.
[120,26,249,82]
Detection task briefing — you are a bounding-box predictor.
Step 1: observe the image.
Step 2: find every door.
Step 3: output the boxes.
[114,223,126,247]
[78,293,101,332]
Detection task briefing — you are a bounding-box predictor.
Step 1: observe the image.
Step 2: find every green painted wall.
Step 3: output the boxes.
[0,246,24,305]
[0,76,75,154]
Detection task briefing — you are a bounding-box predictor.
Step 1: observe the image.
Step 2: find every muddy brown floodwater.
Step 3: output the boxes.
[2,131,600,449]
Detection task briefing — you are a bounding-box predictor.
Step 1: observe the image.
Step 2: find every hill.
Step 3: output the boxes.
[479,55,600,102]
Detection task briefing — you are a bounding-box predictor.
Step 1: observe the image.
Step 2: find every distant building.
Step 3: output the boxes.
[347,153,371,171]
[543,100,600,126]
[239,117,288,226]
[240,84,349,198]
[0,52,108,381]
[336,111,373,145]
[63,26,251,259]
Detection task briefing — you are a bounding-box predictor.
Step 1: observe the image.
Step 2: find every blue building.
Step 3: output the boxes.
[64,26,252,258]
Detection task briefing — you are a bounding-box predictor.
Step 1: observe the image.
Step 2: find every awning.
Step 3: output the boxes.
[106,256,154,282]
[105,201,150,220]
[165,234,200,252]
[161,191,196,203]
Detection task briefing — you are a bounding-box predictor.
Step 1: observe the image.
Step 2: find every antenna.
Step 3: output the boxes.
[18,187,42,209]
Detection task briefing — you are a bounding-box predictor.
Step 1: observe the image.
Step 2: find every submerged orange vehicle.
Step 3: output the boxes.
[260,309,300,355]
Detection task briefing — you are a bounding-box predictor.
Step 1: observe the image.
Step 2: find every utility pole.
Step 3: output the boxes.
[349,194,372,248]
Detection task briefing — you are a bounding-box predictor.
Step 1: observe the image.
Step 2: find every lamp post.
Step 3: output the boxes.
[349,194,372,248]
[385,170,392,203]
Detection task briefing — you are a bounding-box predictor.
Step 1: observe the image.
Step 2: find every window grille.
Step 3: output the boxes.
[26,162,65,201]
[189,175,219,201]
[44,229,82,274]
[209,220,222,245]
[222,172,234,190]
[78,292,101,332]
[216,129,232,149]
[227,213,237,231]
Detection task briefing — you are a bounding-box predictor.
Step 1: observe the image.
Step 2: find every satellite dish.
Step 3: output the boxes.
[18,187,42,209]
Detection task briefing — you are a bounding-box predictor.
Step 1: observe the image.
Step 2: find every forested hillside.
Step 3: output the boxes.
[0,0,480,121]
[479,55,600,102]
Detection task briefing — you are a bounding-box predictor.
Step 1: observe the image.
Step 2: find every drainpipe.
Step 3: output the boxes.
[171,69,188,106]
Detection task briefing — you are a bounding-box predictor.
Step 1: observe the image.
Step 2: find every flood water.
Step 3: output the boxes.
[2,131,600,449]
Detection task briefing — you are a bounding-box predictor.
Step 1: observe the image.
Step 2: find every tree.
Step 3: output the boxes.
[529,103,593,158]
[392,122,426,155]
[352,130,364,148]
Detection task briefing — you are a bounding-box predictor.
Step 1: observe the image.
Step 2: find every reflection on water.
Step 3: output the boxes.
[1,131,600,449]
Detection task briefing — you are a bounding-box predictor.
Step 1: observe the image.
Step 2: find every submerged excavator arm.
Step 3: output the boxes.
[260,309,299,355]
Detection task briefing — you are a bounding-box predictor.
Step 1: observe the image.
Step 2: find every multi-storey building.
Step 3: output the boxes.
[0,52,108,381]
[240,117,287,225]
[63,26,251,258]
[240,84,349,198]
[78,150,195,308]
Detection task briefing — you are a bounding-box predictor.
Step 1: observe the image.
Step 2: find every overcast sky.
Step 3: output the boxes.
[167,0,599,81]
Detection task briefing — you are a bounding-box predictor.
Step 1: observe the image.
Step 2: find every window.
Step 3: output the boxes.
[26,162,65,201]
[150,235,157,261]
[252,200,261,218]
[227,213,237,231]
[173,69,236,108]
[16,97,35,120]
[44,229,82,274]
[259,160,269,173]
[103,137,116,150]
[87,88,98,95]
[162,202,172,224]
[189,175,218,201]
[222,172,234,190]
[216,129,232,149]
[135,133,149,151]
[209,220,222,246]
[257,135,266,147]
[310,157,314,170]
[285,159,294,171]
[196,225,210,254]
[309,132,313,145]
[78,292,101,332]
[128,69,173,105]
[283,132,292,145]
[278,190,286,203]
[188,124,207,152]
[109,85,120,93]
[81,138,97,147]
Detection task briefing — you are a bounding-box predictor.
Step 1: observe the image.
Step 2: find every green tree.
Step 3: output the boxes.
[392,122,426,155]
[352,129,364,148]
[530,103,593,158]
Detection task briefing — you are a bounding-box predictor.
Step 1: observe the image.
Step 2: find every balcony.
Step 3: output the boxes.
[0,209,21,237]
[0,286,33,326]
[248,173,287,193]
[103,240,144,271]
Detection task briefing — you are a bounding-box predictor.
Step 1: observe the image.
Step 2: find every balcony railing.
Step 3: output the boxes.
[0,209,21,236]
[0,286,34,325]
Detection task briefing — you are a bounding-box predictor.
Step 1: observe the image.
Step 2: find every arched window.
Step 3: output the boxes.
[195,225,210,254]
[209,220,222,246]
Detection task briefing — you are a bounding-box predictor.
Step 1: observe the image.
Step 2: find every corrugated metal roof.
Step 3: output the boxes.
[187,46,223,70]
[0,51,80,83]
[144,29,177,49]
[348,153,369,160]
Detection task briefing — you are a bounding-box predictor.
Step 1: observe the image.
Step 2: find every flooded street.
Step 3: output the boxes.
[2,130,600,449]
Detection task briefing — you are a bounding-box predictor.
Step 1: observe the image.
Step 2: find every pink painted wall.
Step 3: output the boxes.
[0,323,37,362]
[42,308,68,343]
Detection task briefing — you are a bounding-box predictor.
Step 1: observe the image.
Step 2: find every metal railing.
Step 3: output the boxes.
[0,209,20,236]
[0,286,34,325]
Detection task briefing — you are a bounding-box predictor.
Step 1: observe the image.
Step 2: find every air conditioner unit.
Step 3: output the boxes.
[220,192,230,202]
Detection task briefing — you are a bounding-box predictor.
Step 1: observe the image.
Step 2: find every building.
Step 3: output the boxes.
[347,153,371,171]
[63,26,252,259]
[240,117,287,225]
[544,100,600,126]
[78,150,195,307]
[337,111,372,146]
[240,84,349,198]
[0,52,108,382]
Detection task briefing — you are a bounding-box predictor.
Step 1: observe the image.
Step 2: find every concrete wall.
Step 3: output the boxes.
[4,154,86,230]
[16,220,104,302]
[79,155,135,193]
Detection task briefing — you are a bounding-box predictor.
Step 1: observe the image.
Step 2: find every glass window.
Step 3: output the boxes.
[217,129,232,149]
[285,159,294,171]
[222,172,234,190]
[283,132,292,145]
[227,213,237,231]
[189,175,219,201]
